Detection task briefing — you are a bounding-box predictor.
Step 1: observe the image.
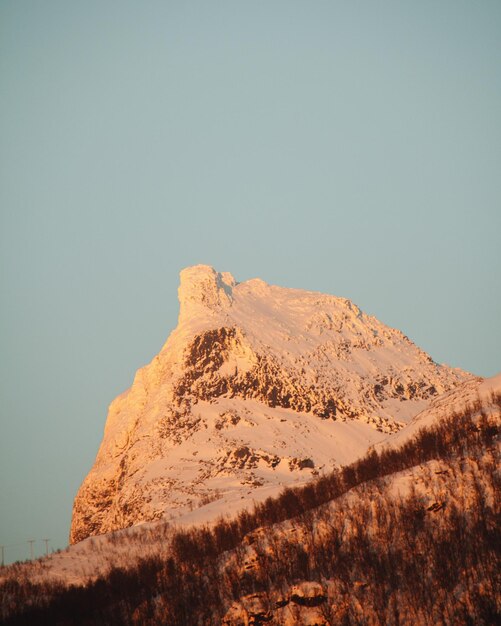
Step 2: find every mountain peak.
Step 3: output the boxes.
[178,265,237,321]
[70,267,473,544]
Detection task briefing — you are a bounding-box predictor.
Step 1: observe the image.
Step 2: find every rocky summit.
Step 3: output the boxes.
[70,265,471,543]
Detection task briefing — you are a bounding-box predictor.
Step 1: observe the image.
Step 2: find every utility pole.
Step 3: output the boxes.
[28,539,35,560]
[43,538,50,556]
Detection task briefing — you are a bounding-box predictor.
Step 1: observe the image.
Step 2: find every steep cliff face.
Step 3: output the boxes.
[70,265,471,543]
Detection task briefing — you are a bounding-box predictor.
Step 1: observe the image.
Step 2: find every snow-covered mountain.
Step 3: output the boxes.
[70,265,471,543]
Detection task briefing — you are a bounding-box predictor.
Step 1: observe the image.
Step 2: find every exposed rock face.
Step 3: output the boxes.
[70,265,471,543]
[222,584,330,625]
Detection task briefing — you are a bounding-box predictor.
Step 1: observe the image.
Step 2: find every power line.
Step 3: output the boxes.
[0,538,56,564]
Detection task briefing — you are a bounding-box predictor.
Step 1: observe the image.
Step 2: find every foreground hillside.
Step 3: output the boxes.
[2,383,499,625]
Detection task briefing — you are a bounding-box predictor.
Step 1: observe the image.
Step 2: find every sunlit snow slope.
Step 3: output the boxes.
[70,265,471,543]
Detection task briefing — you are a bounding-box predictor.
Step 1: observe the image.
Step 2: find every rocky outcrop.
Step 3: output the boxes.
[174,325,445,425]
[222,583,330,625]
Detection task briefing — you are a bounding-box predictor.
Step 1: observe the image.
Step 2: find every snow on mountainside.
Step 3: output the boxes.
[70,265,471,544]
[376,372,499,453]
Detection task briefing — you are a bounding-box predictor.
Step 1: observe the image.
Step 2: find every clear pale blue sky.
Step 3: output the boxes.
[1,1,500,564]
